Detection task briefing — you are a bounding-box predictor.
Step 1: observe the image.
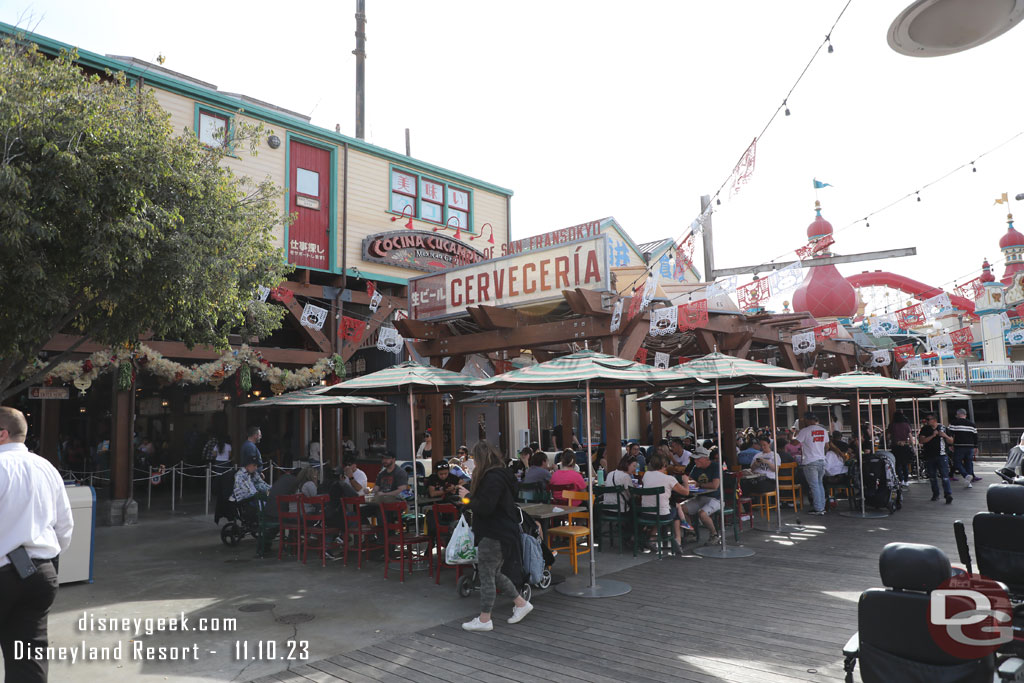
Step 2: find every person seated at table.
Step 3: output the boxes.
[592,446,607,474]
[681,451,722,545]
[604,454,636,513]
[340,454,368,495]
[265,463,300,523]
[823,442,850,484]
[456,445,475,476]
[555,448,581,472]
[668,437,692,469]
[523,451,552,486]
[828,431,849,457]
[233,453,270,514]
[549,450,586,505]
[782,438,801,464]
[737,439,761,467]
[743,437,780,494]
[295,465,322,514]
[325,466,359,526]
[508,446,532,480]
[625,442,646,472]
[374,451,410,499]
[640,453,689,555]
[426,461,462,500]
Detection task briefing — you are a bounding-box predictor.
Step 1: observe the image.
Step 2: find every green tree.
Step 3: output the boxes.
[0,36,292,400]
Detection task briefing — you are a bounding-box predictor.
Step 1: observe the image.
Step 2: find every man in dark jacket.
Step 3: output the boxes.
[948,408,982,487]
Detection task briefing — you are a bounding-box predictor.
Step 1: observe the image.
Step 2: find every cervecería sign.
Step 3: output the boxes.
[362,230,486,273]
[409,235,610,320]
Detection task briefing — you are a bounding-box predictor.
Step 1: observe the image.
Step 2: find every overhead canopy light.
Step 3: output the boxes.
[888,0,1024,57]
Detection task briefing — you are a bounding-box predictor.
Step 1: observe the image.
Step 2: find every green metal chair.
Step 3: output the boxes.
[721,472,742,543]
[629,486,673,559]
[594,484,630,552]
[516,481,548,504]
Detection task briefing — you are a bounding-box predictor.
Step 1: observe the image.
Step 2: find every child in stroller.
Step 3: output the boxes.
[456,507,553,600]
[214,467,273,554]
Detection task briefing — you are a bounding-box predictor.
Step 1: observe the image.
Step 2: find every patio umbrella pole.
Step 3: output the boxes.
[409,385,419,522]
[880,399,888,450]
[913,398,922,479]
[694,378,755,558]
[839,389,888,518]
[555,378,632,598]
[770,389,783,531]
[535,400,542,450]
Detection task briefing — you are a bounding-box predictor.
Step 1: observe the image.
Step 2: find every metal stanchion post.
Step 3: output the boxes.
[147,470,152,510]
[171,464,176,513]
[179,463,185,501]
[269,462,274,485]
[205,465,211,517]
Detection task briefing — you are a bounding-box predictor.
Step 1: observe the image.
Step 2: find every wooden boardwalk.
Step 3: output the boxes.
[253,465,997,683]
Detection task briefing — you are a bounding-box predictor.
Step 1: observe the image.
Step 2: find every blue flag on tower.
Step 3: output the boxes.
[813,178,833,189]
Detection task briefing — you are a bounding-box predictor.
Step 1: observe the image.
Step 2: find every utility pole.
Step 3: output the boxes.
[353,0,367,140]
[957,313,976,422]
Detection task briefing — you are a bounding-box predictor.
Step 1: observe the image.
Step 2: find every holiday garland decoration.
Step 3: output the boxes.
[36,344,345,395]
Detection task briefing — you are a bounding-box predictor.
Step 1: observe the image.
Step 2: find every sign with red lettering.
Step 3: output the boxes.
[362,230,487,273]
[502,220,603,256]
[408,236,611,321]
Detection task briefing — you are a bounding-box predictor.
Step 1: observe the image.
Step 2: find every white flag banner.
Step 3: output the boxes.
[300,303,329,331]
[792,331,816,354]
[869,314,899,337]
[376,327,404,354]
[929,332,953,354]
[609,300,623,333]
[369,290,384,313]
[255,285,271,303]
[922,293,952,320]
[1001,312,1013,330]
[707,275,738,298]
[905,356,923,369]
[641,271,660,311]
[768,262,804,295]
[649,306,678,336]
[654,352,670,369]
[869,349,891,367]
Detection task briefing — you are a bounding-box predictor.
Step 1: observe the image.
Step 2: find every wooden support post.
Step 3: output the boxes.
[638,398,651,446]
[111,381,134,501]
[604,390,622,470]
[39,399,60,467]
[719,394,737,469]
[651,400,663,444]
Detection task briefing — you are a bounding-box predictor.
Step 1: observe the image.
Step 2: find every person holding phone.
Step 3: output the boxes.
[0,407,73,683]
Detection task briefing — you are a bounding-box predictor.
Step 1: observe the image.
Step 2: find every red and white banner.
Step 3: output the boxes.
[677,300,709,331]
[737,278,771,310]
[950,327,974,345]
[895,304,926,329]
[954,277,985,301]
[730,137,758,196]
[634,348,648,365]
[893,344,915,363]
[674,233,695,281]
[953,343,972,358]
[339,316,367,343]
[814,321,839,340]
[795,235,834,261]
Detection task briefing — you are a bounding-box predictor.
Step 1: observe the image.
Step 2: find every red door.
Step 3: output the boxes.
[288,140,331,270]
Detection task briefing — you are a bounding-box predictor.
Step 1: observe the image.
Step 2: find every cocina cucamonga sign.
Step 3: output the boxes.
[408,235,611,321]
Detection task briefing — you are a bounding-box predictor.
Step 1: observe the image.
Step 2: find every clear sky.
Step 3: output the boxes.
[7,1,1024,315]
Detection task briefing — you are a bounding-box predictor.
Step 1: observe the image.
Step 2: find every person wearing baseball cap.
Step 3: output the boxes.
[426,461,461,501]
[373,451,409,500]
[233,452,270,512]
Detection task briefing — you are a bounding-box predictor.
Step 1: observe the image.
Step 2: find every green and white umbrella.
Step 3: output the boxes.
[323,361,485,519]
[478,349,682,598]
[672,353,809,556]
[240,388,390,408]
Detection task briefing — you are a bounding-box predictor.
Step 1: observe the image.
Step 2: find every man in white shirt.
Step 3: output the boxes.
[341,455,368,494]
[0,407,73,683]
[668,438,692,470]
[795,412,828,515]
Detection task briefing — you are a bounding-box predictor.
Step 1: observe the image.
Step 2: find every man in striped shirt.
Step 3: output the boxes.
[948,408,982,488]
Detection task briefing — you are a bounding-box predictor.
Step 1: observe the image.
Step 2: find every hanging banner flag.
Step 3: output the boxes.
[814,321,839,340]
[893,344,915,363]
[609,300,623,333]
[270,286,294,303]
[869,349,891,367]
[649,306,678,336]
[953,343,973,358]
[677,300,709,331]
[792,331,816,354]
[954,277,985,301]
[300,303,329,331]
[706,275,738,299]
[366,281,376,299]
[339,316,367,343]
[674,233,695,281]
[795,234,835,261]
[627,288,643,321]
[869,314,900,337]
[737,278,771,310]
[634,348,648,365]
[376,327,404,354]
[929,332,953,354]
[641,271,660,311]
[768,262,804,295]
[1007,328,1024,345]
[921,351,939,360]
[366,281,383,312]
[255,285,271,303]
[922,292,952,319]
[813,179,833,189]
[995,192,1010,206]
[904,355,923,369]
[654,352,670,369]
[1001,312,1012,330]
[730,137,758,196]
[949,327,974,345]
[895,304,926,329]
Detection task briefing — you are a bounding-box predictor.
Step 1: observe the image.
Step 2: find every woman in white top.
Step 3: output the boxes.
[603,455,636,513]
[216,437,232,463]
[295,466,320,513]
[640,452,690,555]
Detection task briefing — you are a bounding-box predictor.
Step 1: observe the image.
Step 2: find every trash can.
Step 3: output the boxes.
[59,485,95,584]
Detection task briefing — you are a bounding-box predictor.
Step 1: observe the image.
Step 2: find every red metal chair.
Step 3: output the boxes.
[378,501,433,582]
[300,495,340,567]
[276,494,303,560]
[431,503,464,586]
[341,496,380,568]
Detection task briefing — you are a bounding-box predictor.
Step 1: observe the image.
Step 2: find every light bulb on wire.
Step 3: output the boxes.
[916,192,921,202]
[826,35,834,53]
[783,99,791,116]
[971,162,977,173]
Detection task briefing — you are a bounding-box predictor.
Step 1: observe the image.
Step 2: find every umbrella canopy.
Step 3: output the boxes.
[817,371,936,398]
[673,352,810,385]
[459,388,605,403]
[474,349,682,390]
[240,388,390,408]
[321,360,482,395]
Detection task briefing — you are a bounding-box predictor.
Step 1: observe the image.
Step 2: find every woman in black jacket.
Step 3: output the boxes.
[457,441,533,632]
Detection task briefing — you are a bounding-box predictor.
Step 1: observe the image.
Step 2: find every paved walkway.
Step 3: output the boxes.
[254,464,997,683]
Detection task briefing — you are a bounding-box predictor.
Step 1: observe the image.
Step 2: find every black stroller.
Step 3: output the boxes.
[456,507,553,600]
[849,451,902,514]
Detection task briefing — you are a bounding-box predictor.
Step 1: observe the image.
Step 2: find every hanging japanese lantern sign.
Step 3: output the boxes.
[677,300,708,331]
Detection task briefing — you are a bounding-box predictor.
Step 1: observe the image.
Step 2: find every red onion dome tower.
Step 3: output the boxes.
[999,213,1024,285]
[980,258,995,283]
[792,201,857,318]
